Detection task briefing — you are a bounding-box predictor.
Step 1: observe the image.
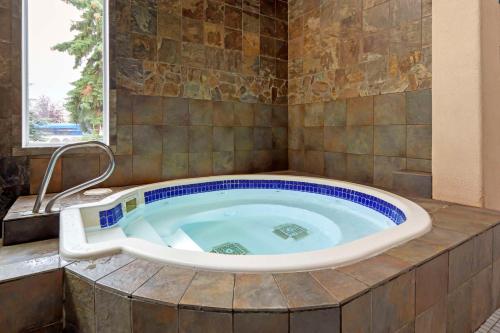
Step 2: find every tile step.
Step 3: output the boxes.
[392,170,432,198]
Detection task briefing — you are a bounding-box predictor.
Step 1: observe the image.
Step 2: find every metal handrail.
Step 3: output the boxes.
[33,141,116,213]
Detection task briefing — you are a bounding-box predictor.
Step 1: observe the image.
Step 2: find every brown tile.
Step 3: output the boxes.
[234,102,254,126]
[0,254,62,283]
[407,125,431,159]
[252,150,273,172]
[182,42,206,67]
[386,238,445,266]
[97,259,163,296]
[0,239,59,266]
[409,198,450,214]
[29,158,62,194]
[235,150,253,172]
[189,100,213,125]
[288,127,303,150]
[116,125,133,155]
[495,224,500,261]
[158,38,182,63]
[190,126,213,152]
[347,126,373,155]
[158,12,182,40]
[290,308,340,333]
[61,155,99,190]
[233,274,287,311]
[407,89,432,125]
[234,312,288,333]
[133,125,163,155]
[254,104,273,127]
[493,259,500,309]
[132,33,156,60]
[0,270,63,332]
[206,0,224,24]
[225,28,243,50]
[213,151,234,174]
[324,152,347,179]
[338,253,412,287]
[432,205,498,236]
[260,0,275,16]
[473,229,493,274]
[95,287,131,332]
[213,101,235,126]
[346,154,373,184]
[304,103,324,127]
[272,105,288,127]
[406,158,431,173]
[417,227,468,249]
[163,152,189,179]
[213,127,234,151]
[131,4,157,34]
[448,238,474,292]
[100,155,133,187]
[304,127,324,151]
[254,127,272,150]
[188,152,213,176]
[415,297,447,333]
[64,271,95,333]
[133,154,162,183]
[203,22,224,48]
[373,155,406,188]
[447,280,472,333]
[324,127,347,153]
[311,269,368,304]
[324,100,347,126]
[242,11,259,33]
[65,254,135,283]
[347,96,374,125]
[305,150,325,175]
[415,252,448,315]
[163,126,189,153]
[260,16,276,37]
[390,0,421,27]
[272,127,288,150]
[182,16,205,44]
[132,300,178,333]
[260,36,275,58]
[225,5,242,29]
[363,1,390,33]
[133,266,195,305]
[183,0,204,19]
[341,291,372,333]
[235,127,254,150]
[179,308,232,333]
[180,271,234,311]
[274,272,337,310]
[470,265,493,330]
[374,125,406,156]
[372,270,415,333]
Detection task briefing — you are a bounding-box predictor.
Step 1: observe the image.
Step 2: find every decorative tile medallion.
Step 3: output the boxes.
[273,223,309,240]
[210,242,250,255]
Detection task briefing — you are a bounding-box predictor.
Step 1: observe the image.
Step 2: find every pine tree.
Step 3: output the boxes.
[52,0,104,137]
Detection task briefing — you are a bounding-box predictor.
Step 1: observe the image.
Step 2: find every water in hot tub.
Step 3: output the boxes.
[119,189,395,255]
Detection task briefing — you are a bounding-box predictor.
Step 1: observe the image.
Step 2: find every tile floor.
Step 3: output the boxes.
[477,309,500,332]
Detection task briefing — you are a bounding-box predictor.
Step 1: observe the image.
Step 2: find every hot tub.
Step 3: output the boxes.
[60,175,431,272]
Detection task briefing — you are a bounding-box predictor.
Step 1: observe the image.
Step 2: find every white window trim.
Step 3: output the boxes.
[21,0,110,148]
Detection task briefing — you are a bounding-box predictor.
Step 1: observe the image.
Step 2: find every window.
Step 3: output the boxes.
[22,0,109,147]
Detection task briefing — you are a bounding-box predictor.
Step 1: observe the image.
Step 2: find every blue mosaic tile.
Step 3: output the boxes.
[143,179,407,225]
[98,203,123,229]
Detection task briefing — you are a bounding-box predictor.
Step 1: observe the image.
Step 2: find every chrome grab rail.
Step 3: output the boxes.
[33,141,116,214]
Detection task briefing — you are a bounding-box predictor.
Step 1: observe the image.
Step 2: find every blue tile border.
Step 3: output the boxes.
[143,179,407,225]
[99,203,123,228]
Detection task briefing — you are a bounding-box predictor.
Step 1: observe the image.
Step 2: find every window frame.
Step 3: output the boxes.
[21,0,110,148]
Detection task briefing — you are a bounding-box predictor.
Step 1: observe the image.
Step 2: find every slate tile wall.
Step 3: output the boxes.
[289,89,432,188]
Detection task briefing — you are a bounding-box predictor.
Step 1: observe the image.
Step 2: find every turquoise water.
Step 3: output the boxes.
[120,189,395,255]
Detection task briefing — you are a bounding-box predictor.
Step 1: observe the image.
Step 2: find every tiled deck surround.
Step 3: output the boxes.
[1,185,500,332]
